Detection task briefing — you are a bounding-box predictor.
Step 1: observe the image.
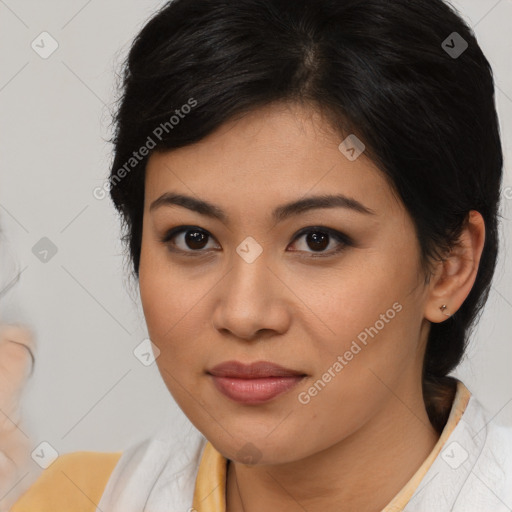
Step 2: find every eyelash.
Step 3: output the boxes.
[159,225,353,258]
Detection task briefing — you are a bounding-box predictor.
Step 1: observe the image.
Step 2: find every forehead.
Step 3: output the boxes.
[144,102,402,219]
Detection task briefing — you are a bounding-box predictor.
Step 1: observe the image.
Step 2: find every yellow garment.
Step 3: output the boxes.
[192,380,472,512]
[10,451,122,511]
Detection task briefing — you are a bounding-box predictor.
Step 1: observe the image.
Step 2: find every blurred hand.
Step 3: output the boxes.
[0,324,35,510]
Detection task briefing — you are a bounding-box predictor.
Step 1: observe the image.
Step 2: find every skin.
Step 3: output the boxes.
[138,101,485,512]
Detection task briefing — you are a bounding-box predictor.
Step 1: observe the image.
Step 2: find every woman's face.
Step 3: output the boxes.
[139,102,433,464]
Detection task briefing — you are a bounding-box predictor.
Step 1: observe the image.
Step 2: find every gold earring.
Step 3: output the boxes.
[439,304,451,317]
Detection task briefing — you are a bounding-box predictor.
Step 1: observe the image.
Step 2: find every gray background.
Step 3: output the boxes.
[0,0,511,461]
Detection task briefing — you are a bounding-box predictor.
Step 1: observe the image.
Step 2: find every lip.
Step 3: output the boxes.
[208,360,305,378]
[207,360,307,404]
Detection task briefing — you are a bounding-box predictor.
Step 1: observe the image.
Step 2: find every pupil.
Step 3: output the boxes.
[186,230,207,250]
[307,231,328,251]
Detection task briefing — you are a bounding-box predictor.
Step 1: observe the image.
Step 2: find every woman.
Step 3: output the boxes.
[11,0,512,510]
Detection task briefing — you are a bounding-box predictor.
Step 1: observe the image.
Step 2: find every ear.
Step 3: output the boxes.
[424,210,486,324]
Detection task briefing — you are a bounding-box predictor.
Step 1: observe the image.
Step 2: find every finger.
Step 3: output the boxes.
[0,325,36,376]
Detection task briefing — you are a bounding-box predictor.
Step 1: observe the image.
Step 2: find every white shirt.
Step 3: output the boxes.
[96,381,512,512]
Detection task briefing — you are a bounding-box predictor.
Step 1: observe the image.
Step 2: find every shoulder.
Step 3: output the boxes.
[457,396,512,506]
[414,393,512,510]
[11,451,122,512]
[96,422,207,511]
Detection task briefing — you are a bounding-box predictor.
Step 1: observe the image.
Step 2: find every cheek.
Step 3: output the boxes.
[294,248,422,380]
[140,272,185,351]
[292,259,404,337]
[138,260,213,421]
[139,241,181,347]
[138,244,210,370]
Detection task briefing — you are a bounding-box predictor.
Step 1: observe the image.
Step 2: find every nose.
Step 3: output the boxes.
[210,250,291,342]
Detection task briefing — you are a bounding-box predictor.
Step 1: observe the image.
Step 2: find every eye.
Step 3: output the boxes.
[160,226,219,256]
[160,225,352,258]
[287,227,352,257]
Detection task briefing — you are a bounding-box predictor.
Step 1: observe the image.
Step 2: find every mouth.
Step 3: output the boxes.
[207,360,307,404]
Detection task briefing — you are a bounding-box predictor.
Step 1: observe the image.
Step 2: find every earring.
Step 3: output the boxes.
[439,304,451,317]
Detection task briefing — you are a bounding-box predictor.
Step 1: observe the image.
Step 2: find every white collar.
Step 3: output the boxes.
[97,390,512,512]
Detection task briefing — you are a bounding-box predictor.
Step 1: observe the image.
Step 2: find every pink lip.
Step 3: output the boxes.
[207,360,307,404]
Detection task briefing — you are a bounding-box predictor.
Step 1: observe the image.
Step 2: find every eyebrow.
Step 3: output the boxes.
[149,192,376,224]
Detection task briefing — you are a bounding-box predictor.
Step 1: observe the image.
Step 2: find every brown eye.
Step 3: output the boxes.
[288,227,352,257]
[161,226,219,254]
[183,229,209,250]
[304,231,329,251]
[161,225,352,258]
